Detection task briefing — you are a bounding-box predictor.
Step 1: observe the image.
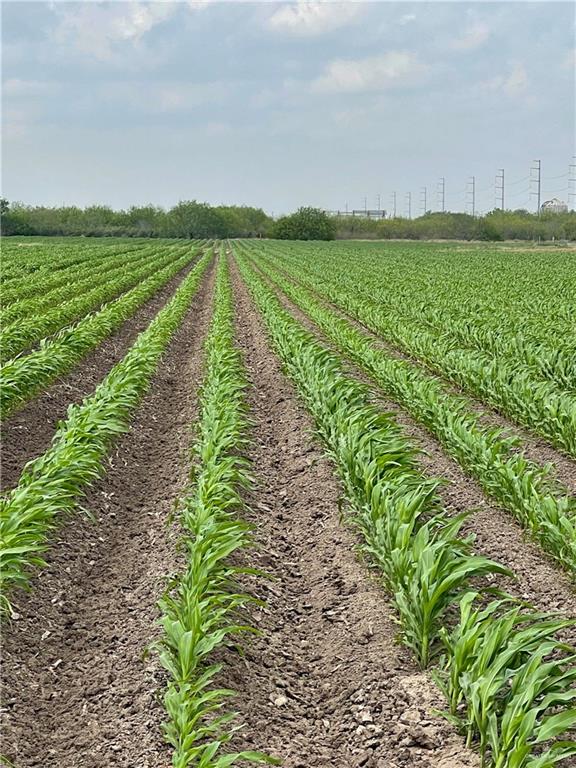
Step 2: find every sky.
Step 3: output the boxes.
[2,0,575,215]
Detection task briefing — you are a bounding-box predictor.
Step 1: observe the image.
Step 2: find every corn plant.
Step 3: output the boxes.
[247,250,576,575]
[253,241,575,456]
[0,243,188,352]
[156,251,278,766]
[235,250,506,668]
[234,247,576,767]
[0,252,212,614]
[0,245,205,417]
[436,592,576,767]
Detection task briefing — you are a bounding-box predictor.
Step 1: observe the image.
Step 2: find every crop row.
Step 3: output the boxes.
[1,239,149,288]
[1,243,194,360]
[245,248,576,573]
[235,248,576,768]
[269,241,574,369]
[156,250,276,767]
[250,243,576,457]
[0,251,212,612]
[267,241,575,399]
[0,241,178,324]
[0,245,204,418]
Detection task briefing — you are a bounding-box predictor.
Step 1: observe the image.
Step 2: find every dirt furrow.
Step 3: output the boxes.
[221,258,478,768]
[0,250,203,493]
[250,261,576,631]
[0,258,216,768]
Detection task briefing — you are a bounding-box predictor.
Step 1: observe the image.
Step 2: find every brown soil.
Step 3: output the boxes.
[0,257,216,768]
[249,261,576,637]
[0,252,203,493]
[221,257,478,768]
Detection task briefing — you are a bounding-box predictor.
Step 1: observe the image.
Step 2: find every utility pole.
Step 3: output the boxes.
[531,160,541,214]
[437,177,445,212]
[377,194,381,212]
[390,191,397,218]
[420,186,427,216]
[363,196,368,214]
[495,168,505,210]
[467,176,476,217]
[406,192,412,220]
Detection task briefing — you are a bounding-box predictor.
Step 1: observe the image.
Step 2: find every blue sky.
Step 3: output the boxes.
[2,1,575,215]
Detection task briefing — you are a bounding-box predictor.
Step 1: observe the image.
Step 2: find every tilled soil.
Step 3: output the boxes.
[251,262,576,635]
[0,251,203,493]
[221,258,478,768]
[0,257,216,768]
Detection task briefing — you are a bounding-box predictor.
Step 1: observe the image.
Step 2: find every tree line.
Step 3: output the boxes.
[0,199,273,239]
[1,199,575,241]
[333,209,576,242]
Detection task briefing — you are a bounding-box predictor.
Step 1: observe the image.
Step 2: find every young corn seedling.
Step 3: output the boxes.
[157,253,278,767]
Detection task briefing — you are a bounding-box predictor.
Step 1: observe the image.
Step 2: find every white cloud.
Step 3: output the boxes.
[311,51,426,93]
[51,2,178,61]
[451,21,490,51]
[267,1,362,36]
[483,63,529,98]
[398,13,416,26]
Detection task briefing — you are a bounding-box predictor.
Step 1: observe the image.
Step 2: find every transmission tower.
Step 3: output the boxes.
[437,177,445,212]
[495,169,505,210]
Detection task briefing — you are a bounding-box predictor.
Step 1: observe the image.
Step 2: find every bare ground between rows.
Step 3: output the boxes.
[262,258,576,494]
[0,250,203,493]
[0,257,216,768]
[218,256,478,768]
[249,261,576,640]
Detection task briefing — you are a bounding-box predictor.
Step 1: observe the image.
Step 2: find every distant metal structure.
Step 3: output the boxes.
[531,160,542,214]
[495,168,505,210]
[326,209,387,219]
[540,198,568,214]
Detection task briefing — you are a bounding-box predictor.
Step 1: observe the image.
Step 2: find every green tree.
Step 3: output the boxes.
[273,207,336,240]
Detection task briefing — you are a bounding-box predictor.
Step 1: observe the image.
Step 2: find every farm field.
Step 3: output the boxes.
[1,237,575,768]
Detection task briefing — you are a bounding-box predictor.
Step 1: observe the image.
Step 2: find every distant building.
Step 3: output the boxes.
[540,198,568,214]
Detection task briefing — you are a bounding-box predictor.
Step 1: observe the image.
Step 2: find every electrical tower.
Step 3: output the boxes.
[405,192,412,219]
[531,160,541,214]
[569,157,576,211]
[420,186,427,216]
[390,191,397,218]
[467,176,476,217]
[437,177,446,212]
[495,168,505,210]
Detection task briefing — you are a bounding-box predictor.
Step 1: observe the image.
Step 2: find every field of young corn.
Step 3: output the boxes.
[0,237,574,768]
